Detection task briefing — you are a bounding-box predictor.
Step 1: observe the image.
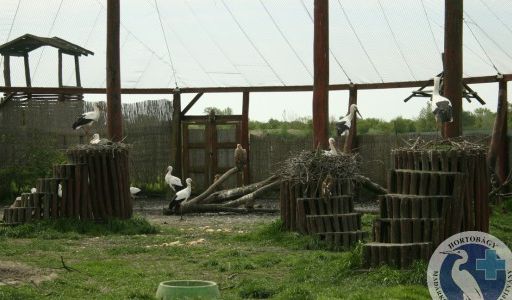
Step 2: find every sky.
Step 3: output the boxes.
[1,0,511,121]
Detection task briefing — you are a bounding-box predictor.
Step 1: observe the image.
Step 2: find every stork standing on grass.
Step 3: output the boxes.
[165,166,182,193]
[431,76,453,125]
[168,178,192,220]
[441,249,483,300]
[336,104,362,136]
[72,103,101,136]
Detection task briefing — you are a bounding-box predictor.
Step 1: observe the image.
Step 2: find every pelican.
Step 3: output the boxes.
[336,104,362,136]
[168,178,192,220]
[165,166,182,192]
[72,103,101,136]
[441,249,483,300]
[234,144,247,170]
[431,76,453,124]
[323,138,338,156]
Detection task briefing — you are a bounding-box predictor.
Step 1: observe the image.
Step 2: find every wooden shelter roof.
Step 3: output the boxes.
[0,34,94,57]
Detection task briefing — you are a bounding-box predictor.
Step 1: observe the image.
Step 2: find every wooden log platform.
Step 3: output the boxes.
[306,213,362,234]
[372,218,444,247]
[316,231,367,249]
[362,242,433,269]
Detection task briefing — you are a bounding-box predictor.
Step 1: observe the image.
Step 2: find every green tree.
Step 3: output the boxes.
[203,107,233,115]
[415,102,437,132]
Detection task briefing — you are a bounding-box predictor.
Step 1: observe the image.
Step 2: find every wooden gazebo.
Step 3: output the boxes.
[0,34,93,102]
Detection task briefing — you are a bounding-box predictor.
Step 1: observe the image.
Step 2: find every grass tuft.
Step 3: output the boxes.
[0,216,158,239]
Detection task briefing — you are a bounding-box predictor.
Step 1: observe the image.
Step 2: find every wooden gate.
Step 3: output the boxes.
[182,112,243,192]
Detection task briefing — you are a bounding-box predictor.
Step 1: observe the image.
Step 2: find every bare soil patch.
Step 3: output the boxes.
[0,261,57,286]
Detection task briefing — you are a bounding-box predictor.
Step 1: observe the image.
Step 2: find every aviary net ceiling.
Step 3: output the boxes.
[0,0,511,88]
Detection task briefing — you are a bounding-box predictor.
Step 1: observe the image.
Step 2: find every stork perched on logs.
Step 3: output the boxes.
[431,76,453,124]
[234,144,247,171]
[72,102,101,136]
[165,166,182,193]
[168,178,192,220]
[336,104,362,136]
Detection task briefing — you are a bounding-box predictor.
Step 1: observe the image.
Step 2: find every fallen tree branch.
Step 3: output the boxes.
[223,180,280,208]
[355,175,387,194]
[202,175,278,204]
[183,167,239,206]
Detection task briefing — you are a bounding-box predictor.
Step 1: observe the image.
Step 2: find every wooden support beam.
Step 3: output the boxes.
[0,74,511,95]
[2,55,10,87]
[74,55,81,87]
[106,0,123,142]
[181,92,204,115]
[58,50,63,88]
[443,0,463,138]
[344,87,357,153]
[171,92,183,179]
[242,91,250,185]
[488,79,509,187]
[312,0,329,149]
[23,54,31,87]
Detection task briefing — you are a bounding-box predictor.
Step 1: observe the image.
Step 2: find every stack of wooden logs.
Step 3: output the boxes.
[281,178,366,249]
[362,148,479,269]
[2,145,131,225]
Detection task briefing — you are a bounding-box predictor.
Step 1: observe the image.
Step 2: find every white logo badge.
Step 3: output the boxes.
[427,231,512,300]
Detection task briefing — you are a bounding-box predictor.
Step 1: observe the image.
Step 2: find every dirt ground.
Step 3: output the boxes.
[0,261,58,287]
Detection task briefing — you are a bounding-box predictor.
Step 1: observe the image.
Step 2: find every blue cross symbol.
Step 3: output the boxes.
[476,249,506,280]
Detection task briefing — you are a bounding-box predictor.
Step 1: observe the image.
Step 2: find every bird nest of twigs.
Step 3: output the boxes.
[275,150,360,183]
[400,137,487,152]
[67,142,131,152]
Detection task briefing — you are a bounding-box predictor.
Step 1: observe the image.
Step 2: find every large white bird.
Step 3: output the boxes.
[72,103,100,135]
[441,249,483,300]
[336,104,362,136]
[30,187,37,194]
[323,138,338,156]
[431,76,453,124]
[168,178,192,220]
[165,166,182,192]
[57,184,62,198]
[130,186,141,196]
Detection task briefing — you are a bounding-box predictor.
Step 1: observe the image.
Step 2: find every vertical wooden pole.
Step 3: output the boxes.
[344,86,358,153]
[23,54,31,87]
[74,55,81,87]
[106,0,123,142]
[2,55,10,87]
[58,50,63,87]
[312,0,329,149]
[488,79,509,187]
[171,92,182,178]
[242,91,250,184]
[443,0,463,138]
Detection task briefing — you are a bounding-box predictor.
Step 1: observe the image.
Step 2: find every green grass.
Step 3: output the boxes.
[0,208,511,299]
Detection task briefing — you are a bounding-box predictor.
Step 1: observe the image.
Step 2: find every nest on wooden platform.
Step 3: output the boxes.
[66,142,131,153]
[275,150,360,183]
[400,137,487,152]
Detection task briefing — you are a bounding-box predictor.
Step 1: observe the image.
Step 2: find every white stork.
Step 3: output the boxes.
[165,166,183,192]
[441,249,483,300]
[431,76,453,124]
[168,178,192,220]
[323,138,338,156]
[58,184,62,198]
[72,103,101,135]
[30,187,37,194]
[336,104,362,136]
[130,186,141,196]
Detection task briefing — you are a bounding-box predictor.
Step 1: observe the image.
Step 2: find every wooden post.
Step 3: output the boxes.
[344,86,357,153]
[443,0,463,138]
[3,55,11,87]
[58,50,63,87]
[312,0,329,149]
[171,92,182,178]
[106,0,123,142]
[74,55,81,87]
[488,79,509,186]
[23,54,31,87]
[242,91,250,184]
